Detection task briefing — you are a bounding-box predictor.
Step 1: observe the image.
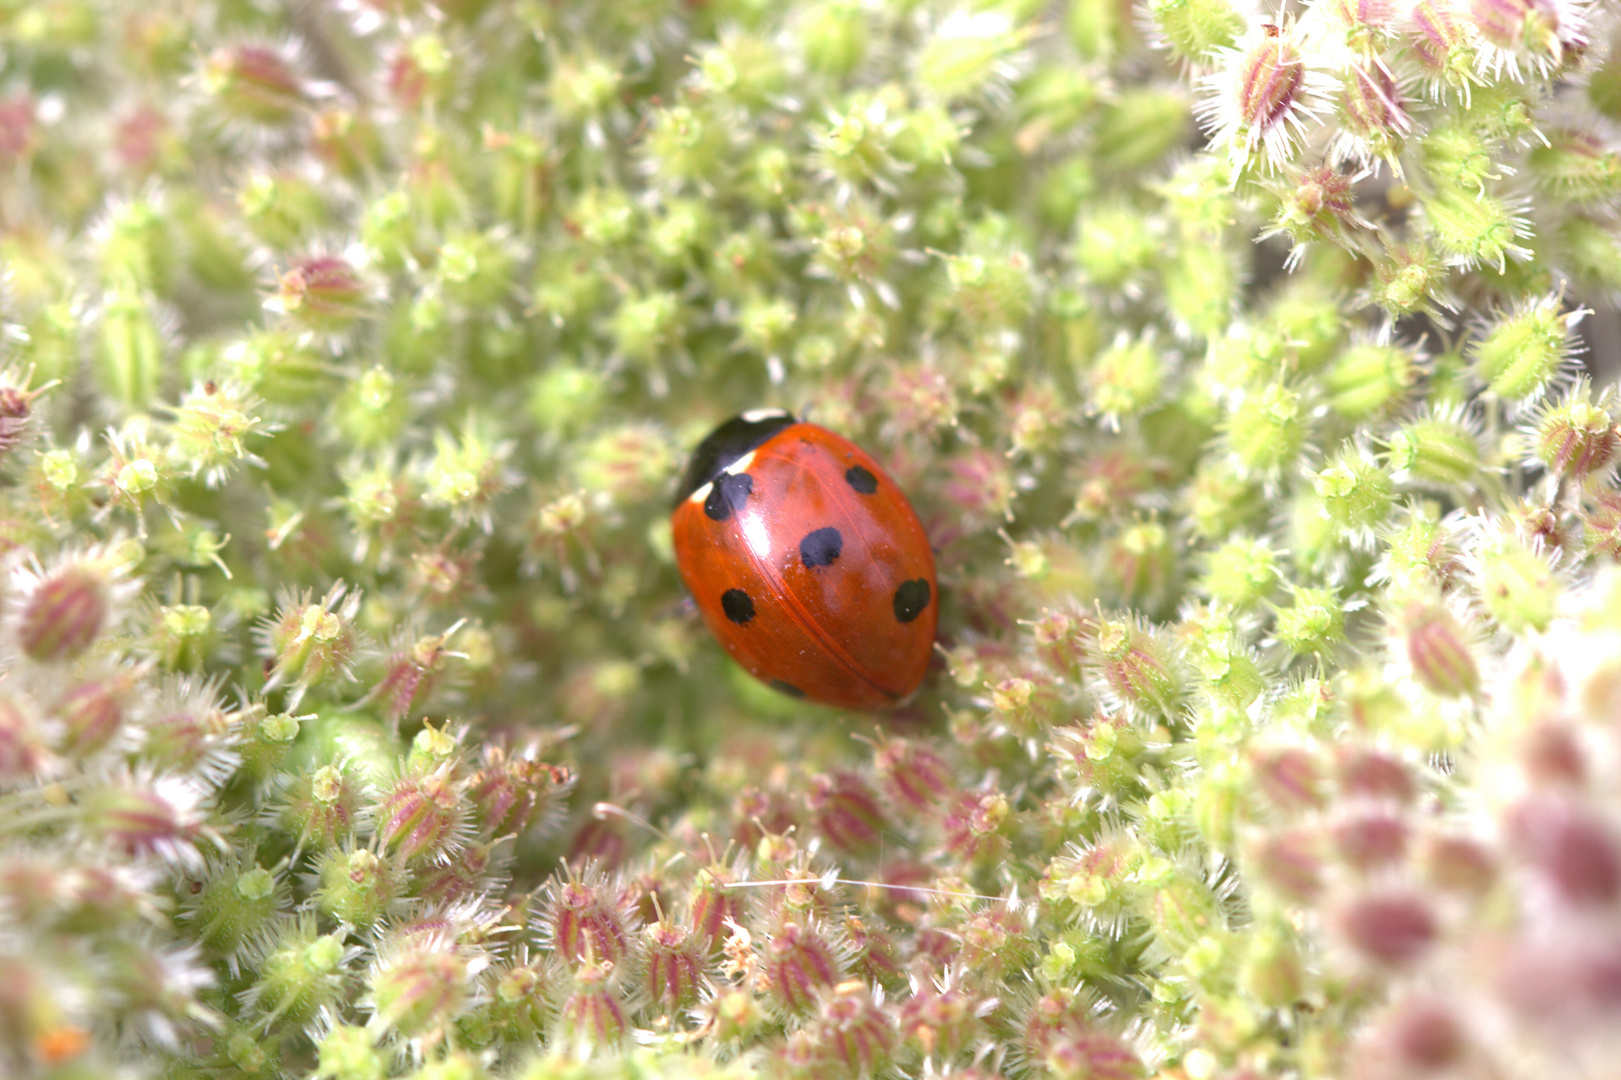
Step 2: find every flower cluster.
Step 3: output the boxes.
[1,0,1620,1077]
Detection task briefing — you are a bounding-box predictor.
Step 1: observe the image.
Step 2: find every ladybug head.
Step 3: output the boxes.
[673,409,797,509]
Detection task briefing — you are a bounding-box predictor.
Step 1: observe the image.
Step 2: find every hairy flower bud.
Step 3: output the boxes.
[1336,890,1438,966]
[202,44,308,126]
[18,563,111,662]
[808,771,887,853]
[548,874,634,966]
[765,921,842,1014]
[375,765,465,863]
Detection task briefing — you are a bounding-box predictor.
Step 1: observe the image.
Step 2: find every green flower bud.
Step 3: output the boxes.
[1386,413,1483,489]
[1202,537,1280,609]
[1315,447,1392,535]
[436,231,515,308]
[1528,129,1621,202]
[610,291,681,366]
[192,862,281,957]
[238,172,328,250]
[1325,341,1419,419]
[1086,334,1164,422]
[1274,584,1348,660]
[253,922,350,1026]
[1420,184,1528,272]
[169,379,264,486]
[315,847,399,929]
[1072,202,1158,290]
[95,285,166,411]
[548,52,622,123]
[1224,383,1307,476]
[1476,533,1558,633]
[1471,295,1580,402]
[1093,89,1193,173]
[915,8,1034,102]
[1163,238,1238,340]
[315,1023,386,1080]
[1149,0,1243,61]
[800,0,869,74]
[1185,459,1265,539]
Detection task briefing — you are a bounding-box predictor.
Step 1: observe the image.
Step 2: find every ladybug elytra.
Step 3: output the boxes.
[671,410,938,710]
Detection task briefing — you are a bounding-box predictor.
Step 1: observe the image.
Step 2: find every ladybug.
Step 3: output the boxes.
[672,409,938,710]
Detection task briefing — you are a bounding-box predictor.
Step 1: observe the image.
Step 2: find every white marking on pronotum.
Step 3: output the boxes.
[723,450,756,476]
[740,407,790,423]
[688,480,713,505]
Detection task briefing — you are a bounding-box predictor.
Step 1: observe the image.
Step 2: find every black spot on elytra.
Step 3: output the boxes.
[893,579,931,623]
[769,679,806,699]
[800,526,843,569]
[721,589,755,625]
[845,465,878,495]
[704,472,753,521]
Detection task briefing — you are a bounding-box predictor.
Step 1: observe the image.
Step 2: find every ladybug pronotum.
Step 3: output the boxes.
[671,410,938,710]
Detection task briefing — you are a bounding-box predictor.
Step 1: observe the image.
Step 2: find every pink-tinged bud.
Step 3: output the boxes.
[466,748,571,838]
[1337,890,1438,966]
[872,736,951,813]
[1519,720,1586,786]
[1323,0,1398,41]
[1356,995,1470,1077]
[275,255,366,334]
[1023,987,1091,1060]
[1409,0,1474,74]
[310,107,383,180]
[961,907,1036,982]
[54,671,137,756]
[1504,795,1621,905]
[566,817,626,870]
[0,375,51,456]
[690,864,744,951]
[644,919,704,1010]
[561,961,627,1049]
[375,766,464,863]
[116,107,168,172]
[1249,746,1324,813]
[732,785,798,851]
[1333,809,1410,871]
[898,981,986,1059]
[1421,832,1498,894]
[203,44,308,125]
[765,921,842,1013]
[0,695,46,779]
[1584,493,1621,559]
[1470,0,1545,48]
[808,771,887,853]
[942,789,1011,864]
[414,840,496,908]
[1339,62,1411,158]
[19,565,110,662]
[1536,397,1618,480]
[0,96,36,161]
[1399,602,1479,697]
[939,446,1019,531]
[369,932,482,1037]
[1241,39,1307,139]
[1046,1030,1143,1080]
[284,764,360,850]
[1253,829,1326,900]
[843,913,904,987]
[548,875,633,965]
[1336,747,1415,804]
[1094,619,1184,717]
[85,775,207,866]
[815,983,896,1076]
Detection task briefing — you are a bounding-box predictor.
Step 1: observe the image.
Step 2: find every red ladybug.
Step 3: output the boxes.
[672,410,938,710]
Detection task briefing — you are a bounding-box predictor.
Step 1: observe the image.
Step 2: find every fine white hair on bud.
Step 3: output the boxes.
[1195,17,1337,173]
